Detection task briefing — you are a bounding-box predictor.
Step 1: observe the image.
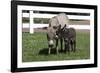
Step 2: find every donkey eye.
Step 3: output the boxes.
[53,26,57,29]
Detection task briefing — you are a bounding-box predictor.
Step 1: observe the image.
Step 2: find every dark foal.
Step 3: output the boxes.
[63,27,76,53]
[56,24,76,53]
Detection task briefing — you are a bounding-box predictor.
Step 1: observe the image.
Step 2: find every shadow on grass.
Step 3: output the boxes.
[39,48,64,55]
[38,48,48,55]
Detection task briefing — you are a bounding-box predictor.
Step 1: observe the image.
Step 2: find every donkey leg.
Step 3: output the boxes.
[64,43,68,53]
[71,41,74,52]
[48,47,51,54]
[56,46,59,54]
[71,40,74,52]
[73,40,76,52]
[60,38,64,51]
[68,43,70,54]
[56,39,59,54]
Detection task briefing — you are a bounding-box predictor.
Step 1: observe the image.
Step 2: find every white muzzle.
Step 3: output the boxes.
[49,40,54,45]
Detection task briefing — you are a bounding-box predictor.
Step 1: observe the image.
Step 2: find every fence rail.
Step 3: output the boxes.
[22,11,90,33]
[23,23,90,30]
[22,13,90,20]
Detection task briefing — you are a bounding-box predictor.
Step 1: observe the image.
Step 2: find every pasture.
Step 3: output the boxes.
[22,30,90,62]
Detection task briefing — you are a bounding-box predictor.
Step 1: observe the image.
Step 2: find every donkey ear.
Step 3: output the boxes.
[62,24,66,30]
[59,24,61,27]
[58,24,61,28]
[64,24,66,27]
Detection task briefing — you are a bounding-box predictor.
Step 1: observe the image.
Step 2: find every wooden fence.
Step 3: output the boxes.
[22,11,90,33]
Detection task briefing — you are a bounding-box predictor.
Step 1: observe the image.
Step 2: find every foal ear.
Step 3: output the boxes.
[64,24,66,27]
[58,24,61,29]
[62,24,66,30]
[59,24,61,27]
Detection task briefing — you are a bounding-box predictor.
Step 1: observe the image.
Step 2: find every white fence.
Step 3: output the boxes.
[22,11,90,33]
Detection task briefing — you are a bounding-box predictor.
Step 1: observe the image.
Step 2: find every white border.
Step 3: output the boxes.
[17,5,94,68]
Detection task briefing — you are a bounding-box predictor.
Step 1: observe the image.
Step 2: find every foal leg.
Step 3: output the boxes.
[68,41,71,54]
[60,38,64,51]
[73,40,76,52]
[71,40,76,52]
[65,43,68,53]
[70,39,74,52]
[56,39,59,54]
[71,40,74,52]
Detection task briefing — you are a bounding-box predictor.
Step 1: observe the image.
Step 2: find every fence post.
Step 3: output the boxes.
[29,10,34,34]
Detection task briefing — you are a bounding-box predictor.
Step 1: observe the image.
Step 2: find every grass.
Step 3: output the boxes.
[22,31,90,62]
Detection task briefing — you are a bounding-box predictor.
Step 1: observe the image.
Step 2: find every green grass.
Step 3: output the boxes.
[22,31,90,62]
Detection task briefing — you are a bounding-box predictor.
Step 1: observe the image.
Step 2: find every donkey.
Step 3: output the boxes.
[47,27,59,54]
[48,13,69,51]
[62,26,76,53]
